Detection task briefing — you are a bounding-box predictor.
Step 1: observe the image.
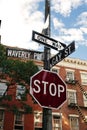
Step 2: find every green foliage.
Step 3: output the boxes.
[23,103,32,114]
[0,44,39,114]
[0,44,39,84]
[0,95,12,101]
[0,44,7,68]
[2,59,39,84]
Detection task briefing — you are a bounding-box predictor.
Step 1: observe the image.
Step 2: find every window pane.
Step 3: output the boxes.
[67,91,77,105]
[81,73,87,85]
[66,71,74,81]
[34,111,42,128]
[70,117,79,130]
[51,69,59,74]
[0,110,4,130]
[83,93,87,107]
[16,85,25,99]
[0,83,7,97]
[53,116,61,130]
[14,113,24,130]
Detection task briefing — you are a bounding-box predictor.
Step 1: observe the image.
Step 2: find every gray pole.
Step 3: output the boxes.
[42,0,52,130]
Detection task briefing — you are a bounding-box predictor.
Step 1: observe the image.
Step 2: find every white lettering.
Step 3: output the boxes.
[7,49,31,59]
[42,81,48,94]
[34,53,43,60]
[33,80,40,93]
[35,34,47,43]
[33,80,65,97]
[64,45,71,57]
[58,85,65,97]
[51,52,62,66]
[7,50,13,56]
[49,83,57,96]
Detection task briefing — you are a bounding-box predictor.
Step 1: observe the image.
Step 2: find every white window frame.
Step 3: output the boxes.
[80,71,87,85]
[67,89,77,105]
[16,85,25,100]
[66,69,75,81]
[38,66,43,71]
[52,113,62,130]
[14,113,24,130]
[34,111,42,128]
[69,115,79,130]
[0,110,4,130]
[0,82,7,97]
[83,92,87,107]
[84,116,87,123]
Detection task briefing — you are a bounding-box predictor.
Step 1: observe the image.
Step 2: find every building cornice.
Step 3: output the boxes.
[57,57,87,70]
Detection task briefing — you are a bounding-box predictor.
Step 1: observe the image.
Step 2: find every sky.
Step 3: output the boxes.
[0,0,87,60]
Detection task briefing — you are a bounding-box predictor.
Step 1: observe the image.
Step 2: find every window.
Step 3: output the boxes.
[34,111,42,129]
[38,66,43,71]
[51,68,59,74]
[67,90,77,105]
[53,115,62,130]
[0,110,4,130]
[85,116,87,123]
[70,116,79,130]
[66,70,74,81]
[80,72,87,85]
[16,85,25,100]
[0,83,7,97]
[83,93,87,107]
[14,113,24,130]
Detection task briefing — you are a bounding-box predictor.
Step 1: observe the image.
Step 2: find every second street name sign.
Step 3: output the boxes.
[6,48,44,61]
[50,41,75,68]
[32,31,66,51]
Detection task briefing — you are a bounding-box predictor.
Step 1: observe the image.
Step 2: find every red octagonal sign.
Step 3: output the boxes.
[30,69,67,109]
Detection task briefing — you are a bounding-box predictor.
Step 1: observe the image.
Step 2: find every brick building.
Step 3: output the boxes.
[0,46,87,130]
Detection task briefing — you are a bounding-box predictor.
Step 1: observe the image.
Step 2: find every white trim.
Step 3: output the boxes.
[67,89,76,92]
[80,71,87,74]
[52,112,62,116]
[69,114,79,117]
[66,69,75,72]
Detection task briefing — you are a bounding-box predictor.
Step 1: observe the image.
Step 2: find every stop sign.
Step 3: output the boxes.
[30,69,67,109]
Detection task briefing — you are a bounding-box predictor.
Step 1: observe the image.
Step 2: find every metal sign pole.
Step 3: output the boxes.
[42,0,52,130]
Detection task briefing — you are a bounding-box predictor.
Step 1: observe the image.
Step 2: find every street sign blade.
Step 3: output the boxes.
[32,30,66,51]
[50,41,75,68]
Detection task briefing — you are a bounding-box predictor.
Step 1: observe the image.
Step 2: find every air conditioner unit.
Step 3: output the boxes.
[68,100,76,107]
[35,118,40,123]
[65,77,70,81]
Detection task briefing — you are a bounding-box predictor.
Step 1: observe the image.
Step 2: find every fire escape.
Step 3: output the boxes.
[66,79,87,123]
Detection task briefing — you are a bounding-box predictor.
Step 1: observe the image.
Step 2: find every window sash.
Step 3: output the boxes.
[16,85,25,99]
[0,83,7,97]
[34,111,42,128]
[70,117,79,130]
[15,113,24,125]
[67,91,77,104]
[0,110,4,130]
[81,73,87,85]
[53,116,62,130]
[66,71,74,81]
[83,93,87,107]
[51,69,59,74]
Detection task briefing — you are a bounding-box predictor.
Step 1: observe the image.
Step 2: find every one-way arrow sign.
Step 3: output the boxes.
[32,31,66,51]
[50,41,75,68]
